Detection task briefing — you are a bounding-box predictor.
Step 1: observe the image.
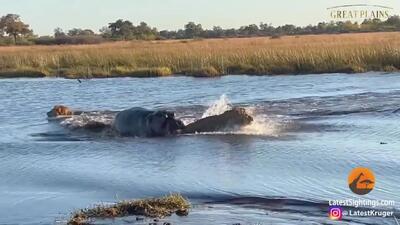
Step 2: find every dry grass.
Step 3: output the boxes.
[0,32,399,78]
[68,194,190,225]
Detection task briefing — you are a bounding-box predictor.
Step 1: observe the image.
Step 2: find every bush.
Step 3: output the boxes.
[0,69,48,78]
[0,37,14,46]
[188,66,221,77]
[227,64,258,75]
[34,35,105,45]
[270,34,283,39]
[34,36,56,45]
[111,67,173,77]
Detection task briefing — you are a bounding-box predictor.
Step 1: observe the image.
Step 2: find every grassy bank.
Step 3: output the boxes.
[68,194,190,225]
[0,32,399,78]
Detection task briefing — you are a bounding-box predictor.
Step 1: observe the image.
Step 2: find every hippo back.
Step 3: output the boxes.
[113,107,185,137]
[113,108,152,137]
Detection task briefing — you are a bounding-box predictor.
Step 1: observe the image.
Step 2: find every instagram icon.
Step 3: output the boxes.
[329,207,343,220]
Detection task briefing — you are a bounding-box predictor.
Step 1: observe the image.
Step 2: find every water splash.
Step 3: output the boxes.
[201,94,232,118]
[240,111,281,136]
[60,112,115,129]
[200,96,281,136]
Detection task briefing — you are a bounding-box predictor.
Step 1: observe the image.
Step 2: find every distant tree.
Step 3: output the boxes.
[0,20,4,37]
[0,14,32,43]
[67,28,94,36]
[54,27,65,37]
[280,24,297,34]
[361,18,384,31]
[316,22,328,34]
[67,28,81,36]
[135,22,157,39]
[259,22,274,35]
[108,19,135,39]
[99,26,112,38]
[159,30,171,39]
[81,29,95,36]
[239,24,259,36]
[184,22,203,38]
[137,22,151,34]
[342,21,359,32]
[225,28,237,37]
[176,29,186,39]
[212,26,224,37]
[384,15,400,28]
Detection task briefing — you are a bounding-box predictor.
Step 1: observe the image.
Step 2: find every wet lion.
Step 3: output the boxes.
[47,105,74,117]
[181,108,253,134]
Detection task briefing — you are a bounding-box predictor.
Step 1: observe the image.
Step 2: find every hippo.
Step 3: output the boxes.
[113,107,185,137]
[47,106,253,137]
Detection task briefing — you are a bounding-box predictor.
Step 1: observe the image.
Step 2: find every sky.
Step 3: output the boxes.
[0,0,399,35]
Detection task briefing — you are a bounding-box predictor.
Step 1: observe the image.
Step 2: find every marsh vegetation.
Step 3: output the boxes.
[68,194,190,225]
[0,32,399,78]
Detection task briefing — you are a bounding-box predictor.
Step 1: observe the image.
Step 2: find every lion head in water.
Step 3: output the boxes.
[47,105,73,118]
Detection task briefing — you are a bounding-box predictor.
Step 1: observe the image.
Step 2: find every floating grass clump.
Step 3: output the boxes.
[68,194,190,225]
[0,32,399,78]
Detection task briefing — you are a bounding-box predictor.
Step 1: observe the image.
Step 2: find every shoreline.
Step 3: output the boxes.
[0,69,398,79]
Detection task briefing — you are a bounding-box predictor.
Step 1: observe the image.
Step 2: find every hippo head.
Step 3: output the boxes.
[224,107,253,126]
[146,111,185,136]
[47,105,73,118]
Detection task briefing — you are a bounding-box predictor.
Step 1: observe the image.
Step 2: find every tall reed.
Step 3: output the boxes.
[0,32,399,78]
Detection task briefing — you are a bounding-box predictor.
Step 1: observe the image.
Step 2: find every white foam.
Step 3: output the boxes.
[200,96,281,136]
[239,114,281,136]
[202,94,232,118]
[60,112,114,129]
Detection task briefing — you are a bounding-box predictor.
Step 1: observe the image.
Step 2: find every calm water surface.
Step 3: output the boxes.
[0,73,399,225]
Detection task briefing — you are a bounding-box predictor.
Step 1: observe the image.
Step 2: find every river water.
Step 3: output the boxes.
[0,73,399,225]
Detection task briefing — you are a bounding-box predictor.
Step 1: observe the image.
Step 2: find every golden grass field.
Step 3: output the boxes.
[0,32,399,78]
